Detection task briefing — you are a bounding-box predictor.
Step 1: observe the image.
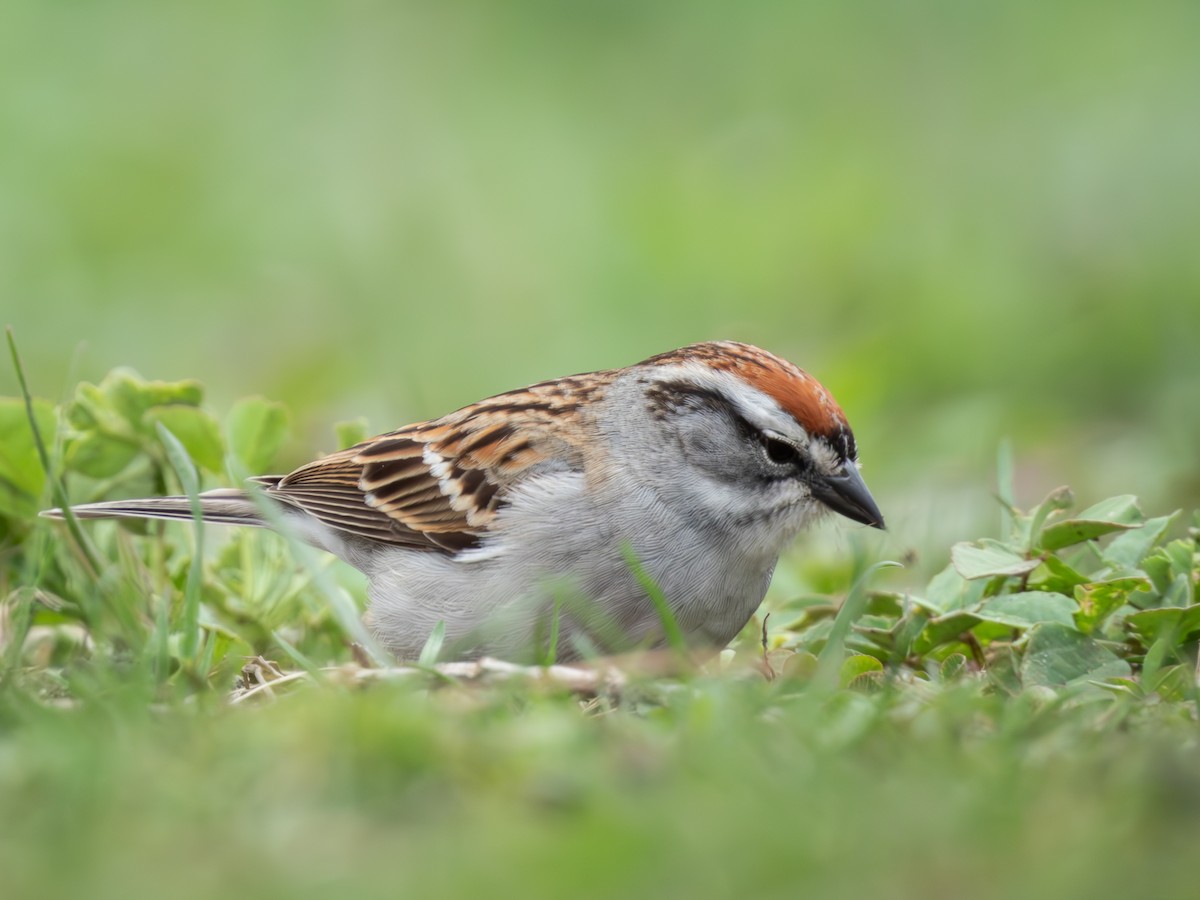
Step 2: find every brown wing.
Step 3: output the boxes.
[258,375,607,554]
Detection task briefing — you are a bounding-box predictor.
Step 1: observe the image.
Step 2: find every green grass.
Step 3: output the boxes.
[3,668,1199,900]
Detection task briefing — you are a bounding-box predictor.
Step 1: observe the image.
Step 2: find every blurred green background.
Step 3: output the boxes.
[3,0,1198,549]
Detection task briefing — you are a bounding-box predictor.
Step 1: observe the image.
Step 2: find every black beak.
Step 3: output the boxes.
[809,463,885,529]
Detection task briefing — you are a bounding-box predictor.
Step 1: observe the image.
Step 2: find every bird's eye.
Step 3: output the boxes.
[762,435,801,467]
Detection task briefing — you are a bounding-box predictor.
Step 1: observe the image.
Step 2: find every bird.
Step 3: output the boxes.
[43,341,884,662]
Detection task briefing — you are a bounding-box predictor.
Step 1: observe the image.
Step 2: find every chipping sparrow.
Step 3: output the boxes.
[45,342,883,662]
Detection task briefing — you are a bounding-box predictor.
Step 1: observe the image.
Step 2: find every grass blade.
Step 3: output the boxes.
[539,596,563,666]
[418,621,446,667]
[815,559,903,689]
[243,482,391,667]
[5,326,100,576]
[621,543,687,658]
[155,422,205,666]
[996,438,1016,539]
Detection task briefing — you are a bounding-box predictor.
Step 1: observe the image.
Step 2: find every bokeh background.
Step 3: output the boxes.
[3,0,1198,560]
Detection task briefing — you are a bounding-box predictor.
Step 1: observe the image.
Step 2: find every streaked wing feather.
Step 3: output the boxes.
[260,380,602,553]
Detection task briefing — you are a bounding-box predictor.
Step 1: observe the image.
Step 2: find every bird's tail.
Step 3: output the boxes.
[40,488,268,528]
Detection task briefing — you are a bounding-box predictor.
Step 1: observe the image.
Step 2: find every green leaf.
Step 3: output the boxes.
[916,611,982,653]
[865,591,905,618]
[986,646,1023,695]
[106,369,204,426]
[1073,577,1151,634]
[940,653,968,681]
[975,592,1076,629]
[847,670,884,692]
[781,650,819,680]
[951,539,1040,580]
[854,617,903,653]
[69,380,140,434]
[839,653,883,688]
[1091,677,1144,699]
[1125,606,1200,647]
[887,607,929,668]
[1146,665,1195,702]
[1033,556,1090,595]
[65,382,105,430]
[778,602,838,634]
[1141,634,1174,686]
[1018,485,1074,550]
[1020,623,1131,687]
[910,564,980,614]
[226,397,290,475]
[1039,495,1143,551]
[1162,539,1197,584]
[1142,541,1196,606]
[146,406,224,474]
[1165,572,1194,608]
[1077,495,1144,524]
[1102,513,1178,569]
[65,431,140,479]
[0,396,56,518]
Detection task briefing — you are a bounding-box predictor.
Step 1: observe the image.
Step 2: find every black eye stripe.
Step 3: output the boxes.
[644,379,827,472]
